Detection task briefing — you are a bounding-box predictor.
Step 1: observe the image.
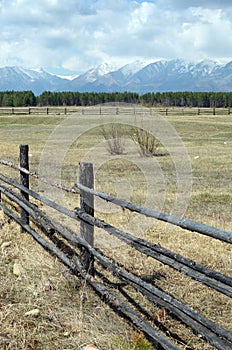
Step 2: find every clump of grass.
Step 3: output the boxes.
[101,123,127,155]
[112,332,153,349]
[131,332,154,350]
[131,127,161,157]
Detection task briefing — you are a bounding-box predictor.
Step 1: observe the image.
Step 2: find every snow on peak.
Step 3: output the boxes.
[15,67,46,81]
[120,60,153,76]
[31,67,44,73]
[57,74,79,80]
[195,59,219,74]
[96,62,113,75]
[83,62,115,83]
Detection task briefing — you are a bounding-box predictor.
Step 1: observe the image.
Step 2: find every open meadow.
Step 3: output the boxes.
[0,106,231,349]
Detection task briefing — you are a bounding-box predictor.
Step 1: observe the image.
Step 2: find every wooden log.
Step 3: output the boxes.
[2,158,232,243]
[0,203,180,350]
[1,183,232,347]
[75,183,232,244]
[0,159,79,194]
[0,178,231,296]
[79,162,94,275]
[0,196,231,349]
[89,215,232,296]
[89,281,180,350]
[20,144,29,229]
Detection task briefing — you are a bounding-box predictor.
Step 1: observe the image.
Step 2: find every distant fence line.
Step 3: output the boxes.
[0,145,232,350]
[0,106,231,116]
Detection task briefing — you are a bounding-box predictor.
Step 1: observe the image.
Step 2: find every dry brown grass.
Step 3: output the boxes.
[0,211,136,350]
[0,107,232,349]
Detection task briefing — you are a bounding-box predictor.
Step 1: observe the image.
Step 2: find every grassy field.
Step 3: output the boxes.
[0,107,231,349]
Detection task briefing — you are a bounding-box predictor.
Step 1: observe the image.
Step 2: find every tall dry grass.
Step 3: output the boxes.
[0,108,231,349]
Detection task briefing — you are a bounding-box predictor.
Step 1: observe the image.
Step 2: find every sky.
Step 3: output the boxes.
[1,0,232,75]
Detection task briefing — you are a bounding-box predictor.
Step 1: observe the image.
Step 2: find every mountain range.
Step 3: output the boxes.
[0,59,232,95]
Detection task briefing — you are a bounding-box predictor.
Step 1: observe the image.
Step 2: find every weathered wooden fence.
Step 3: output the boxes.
[0,106,231,116]
[0,145,232,350]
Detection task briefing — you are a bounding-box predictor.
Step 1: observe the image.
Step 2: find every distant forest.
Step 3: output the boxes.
[1,90,232,108]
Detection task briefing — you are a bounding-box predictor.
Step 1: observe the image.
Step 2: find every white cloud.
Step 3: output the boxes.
[177,7,232,61]
[0,0,232,74]
[159,0,232,9]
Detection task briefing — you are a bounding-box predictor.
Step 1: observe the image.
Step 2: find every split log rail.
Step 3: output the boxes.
[0,145,232,350]
[0,106,231,116]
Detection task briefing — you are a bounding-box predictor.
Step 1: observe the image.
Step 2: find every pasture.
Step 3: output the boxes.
[0,106,231,349]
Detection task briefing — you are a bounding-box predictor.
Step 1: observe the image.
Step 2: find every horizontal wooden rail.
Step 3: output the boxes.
[1,185,231,349]
[0,203,180,350]
[1,150,232,350]
[0,159,79,195]
[2,159,230,245]
[75,183,232,244]
[0,177,231,298]
[0,106,231,116]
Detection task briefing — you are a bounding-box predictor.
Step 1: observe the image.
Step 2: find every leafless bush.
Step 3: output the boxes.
[131,128,160,157]
[101,123,126,155]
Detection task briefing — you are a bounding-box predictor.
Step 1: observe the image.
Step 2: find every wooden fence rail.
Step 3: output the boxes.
[0,145,231,350]
[0,106,231,116]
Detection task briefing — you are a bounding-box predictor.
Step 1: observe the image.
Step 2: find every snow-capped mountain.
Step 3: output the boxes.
[60,59,232,93]
[122,59,221,92]
[77,62,113,83]
[0,59,232,94]
[60,62,115,91]
[119,60,152,77]
[0,66,68,95]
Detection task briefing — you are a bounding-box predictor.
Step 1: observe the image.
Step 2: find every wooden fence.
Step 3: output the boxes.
[0,106,231,116]
[0,145,232,350]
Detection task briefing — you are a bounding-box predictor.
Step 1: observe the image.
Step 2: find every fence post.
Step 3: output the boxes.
[79,162,94,275]
[20,144,29,230]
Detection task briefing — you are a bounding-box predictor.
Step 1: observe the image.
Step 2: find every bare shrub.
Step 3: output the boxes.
[101,123,126,155]
[131,127,160,157]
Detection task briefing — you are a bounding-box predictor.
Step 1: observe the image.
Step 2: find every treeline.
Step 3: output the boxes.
[0,91,36,107]
[1,90,232,108]
[140,91,232,108]
[37,91,139,106]
[0,91,139,107]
